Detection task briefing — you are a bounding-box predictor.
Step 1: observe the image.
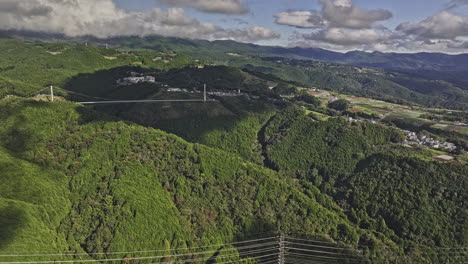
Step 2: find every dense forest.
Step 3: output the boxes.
[0,98,387,263]
[1,38,467,110]
[260,108,467,258]
[0,38,467,263]
[0,39,193,98]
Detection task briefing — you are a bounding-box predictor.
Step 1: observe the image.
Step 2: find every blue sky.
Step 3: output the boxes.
[114,0,462,30]
[115,0,448,32]
[1,0,467,53]
[110,0,468,52]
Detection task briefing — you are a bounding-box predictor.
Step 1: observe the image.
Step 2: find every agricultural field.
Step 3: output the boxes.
[306,88,468,137]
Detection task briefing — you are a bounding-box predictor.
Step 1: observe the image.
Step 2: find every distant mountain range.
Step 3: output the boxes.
[106,36,468,72]
[2,29,468,72]
[1,30,468,110]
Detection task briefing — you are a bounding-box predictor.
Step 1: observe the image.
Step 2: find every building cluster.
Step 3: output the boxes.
[164,88,189,92]
[402,130,457,152]
[207,90,244,97]
[117,72,156,86]
[153,56,173,63]
[163,87,245,97]
[345,116,378,124]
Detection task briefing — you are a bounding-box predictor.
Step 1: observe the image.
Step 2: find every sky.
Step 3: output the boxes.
[0,0,467,53]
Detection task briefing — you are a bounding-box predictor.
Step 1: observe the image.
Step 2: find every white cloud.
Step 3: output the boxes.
[156,0,249,14]
[275,0,392,30]
[396,39,468,53]
[396,11,468,40]
[280,0,468,53]
[233,18,249,25]
[279,0,396,50]
[274,11,327,28]
[302,28,384,45]
[320,0,392,29]
[291,27,398,51]
[214,26,280,42]
[447,0,468,9]
[0,0,52,16]
[0,0,278,42]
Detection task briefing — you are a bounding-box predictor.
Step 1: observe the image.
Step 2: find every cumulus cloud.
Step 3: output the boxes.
[393,39,468,53]
[214,26,280,42]
[233,18,249,25]
[446,0,468,9]
[275,0,392,30]
[0,0,278,42]
[396,11,468,39]
[280,0,395,50]
[301,28,388,46]
[281,0,468,53]
[0,0,52,17]
[290,27,399,52]
[274,11,327,28]
[320,0,392,29]
[156,0,249,14]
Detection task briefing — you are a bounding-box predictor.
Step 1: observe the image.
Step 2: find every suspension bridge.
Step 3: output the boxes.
[23,85,215,105]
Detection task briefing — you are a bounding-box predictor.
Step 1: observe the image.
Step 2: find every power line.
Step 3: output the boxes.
[286,252,366,263]
[215,253,279,264]
[0,242,279,264]
[254,260,278,264]
[285,236,341,245]
[285,247,362,258]
[144,247,279,264]
[83,233,278,246]
[0,237,278,257]
[285,241,360,252]
[285,257,325,264]
[25,88,50,98]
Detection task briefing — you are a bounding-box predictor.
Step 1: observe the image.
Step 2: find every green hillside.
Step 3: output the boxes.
[1,38,467,110]
[260,108,467,254]
[75,35,468,110]
[0,39,193,98]
[0,98,382,263]
[0,38,467,264]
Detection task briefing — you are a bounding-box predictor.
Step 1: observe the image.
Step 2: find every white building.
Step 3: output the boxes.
[117,75,156,85]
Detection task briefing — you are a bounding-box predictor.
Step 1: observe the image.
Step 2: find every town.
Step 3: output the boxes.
[402,130,457,152]
[117,72,156,85]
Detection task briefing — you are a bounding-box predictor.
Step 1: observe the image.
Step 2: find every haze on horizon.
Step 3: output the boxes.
[1,0,468,53]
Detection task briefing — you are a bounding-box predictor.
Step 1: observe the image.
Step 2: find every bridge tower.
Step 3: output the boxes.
[204,84,207,102]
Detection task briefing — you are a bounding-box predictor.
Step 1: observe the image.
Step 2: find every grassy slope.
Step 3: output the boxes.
[0,39,192,97]
[0,98,376,262]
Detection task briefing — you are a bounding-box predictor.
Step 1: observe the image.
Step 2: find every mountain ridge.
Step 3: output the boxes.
[2,30,468,72]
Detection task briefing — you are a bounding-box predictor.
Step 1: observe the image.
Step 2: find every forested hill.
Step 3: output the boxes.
[2,37,467,110]
[4,30,465,72]
[0,37,467,263]
[0,38,193,98]
[1,98,465,263]
[261,108,467,251]
[0,98,392,262]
